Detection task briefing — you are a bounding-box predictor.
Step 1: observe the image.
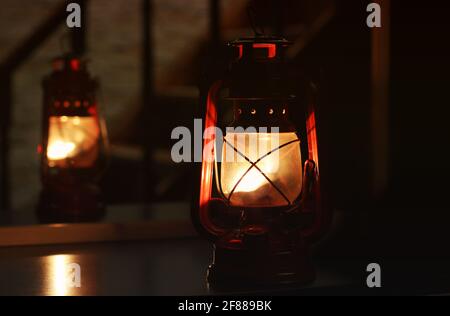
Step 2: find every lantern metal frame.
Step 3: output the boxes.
[38,54,109,223]
[192,36,331,288]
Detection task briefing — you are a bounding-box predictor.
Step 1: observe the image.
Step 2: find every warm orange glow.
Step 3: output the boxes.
[199,81,225,237]
[307,110,319,172]
[220,133,302,207]
[253,44,277,58]
[53,255,70,296]
[48,141,76,160]
[302,106,324,240]
[232,168,270,193]
[45,255,80,296]
[47,116,100,168]
[199,88,218,208]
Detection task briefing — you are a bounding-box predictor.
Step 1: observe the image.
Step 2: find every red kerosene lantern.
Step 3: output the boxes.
[38,55,109,222]
[193,37,330,287]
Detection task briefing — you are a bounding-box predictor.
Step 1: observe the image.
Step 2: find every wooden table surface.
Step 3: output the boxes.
[0,238,358,296]
[2,237,450,296]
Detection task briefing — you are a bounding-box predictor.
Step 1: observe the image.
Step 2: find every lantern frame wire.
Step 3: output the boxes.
[247,3,265,37]
[220,136,301,206]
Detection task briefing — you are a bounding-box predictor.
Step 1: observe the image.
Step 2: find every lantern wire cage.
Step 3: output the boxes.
[49,116,99,162]
[213,130,303,208]
[221,137,301,206]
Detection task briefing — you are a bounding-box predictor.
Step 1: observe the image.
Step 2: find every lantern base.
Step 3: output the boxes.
[207,240,316,290]
[37,184,106,223]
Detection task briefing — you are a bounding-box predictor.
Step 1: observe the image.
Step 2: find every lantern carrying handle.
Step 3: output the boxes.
[247,4,266,37]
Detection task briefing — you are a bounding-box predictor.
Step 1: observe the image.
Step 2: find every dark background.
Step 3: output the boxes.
[0,0,450,290]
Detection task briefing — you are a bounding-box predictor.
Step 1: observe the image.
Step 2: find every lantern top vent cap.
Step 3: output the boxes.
[51,54,88,73]
[228,37,292,61]
[228,36,292,47]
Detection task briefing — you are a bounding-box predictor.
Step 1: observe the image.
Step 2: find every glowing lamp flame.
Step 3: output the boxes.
[233,164,275,193]
[47,141,76,160]
[45,116,101,167]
